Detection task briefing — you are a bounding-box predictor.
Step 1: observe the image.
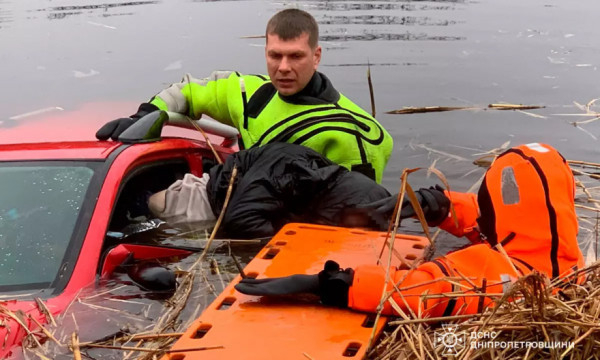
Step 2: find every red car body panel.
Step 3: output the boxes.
[0,103,235,358]
[1,102,224,146]
[99,244,194,278]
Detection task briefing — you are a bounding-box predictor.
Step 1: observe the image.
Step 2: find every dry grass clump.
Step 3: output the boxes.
[370,264,600,360]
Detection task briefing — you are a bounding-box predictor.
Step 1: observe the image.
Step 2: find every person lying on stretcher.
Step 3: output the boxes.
[235,143,584,317]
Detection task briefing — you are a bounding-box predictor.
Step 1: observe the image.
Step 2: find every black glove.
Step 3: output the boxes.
[96,102,159,141]
[356,185,450,227]
[234,260,354,308]
[126,263,176,292]
[406,185,450,226]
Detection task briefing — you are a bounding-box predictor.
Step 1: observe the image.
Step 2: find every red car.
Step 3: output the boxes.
[0,102,237,358]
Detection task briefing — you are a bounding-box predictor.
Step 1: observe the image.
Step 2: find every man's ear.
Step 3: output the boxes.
[313,46,322,70]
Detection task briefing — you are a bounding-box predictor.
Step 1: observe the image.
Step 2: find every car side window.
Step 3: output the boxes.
[0,164,96,288]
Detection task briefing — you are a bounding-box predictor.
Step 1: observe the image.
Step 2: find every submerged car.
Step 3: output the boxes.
[0,102,237,358]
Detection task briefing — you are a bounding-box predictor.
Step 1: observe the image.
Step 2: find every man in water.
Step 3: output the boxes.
[96,8,393,183]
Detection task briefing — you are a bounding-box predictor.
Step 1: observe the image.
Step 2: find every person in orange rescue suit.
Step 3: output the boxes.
[235,143,585,317]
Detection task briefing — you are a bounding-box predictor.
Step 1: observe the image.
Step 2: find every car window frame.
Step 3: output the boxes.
[96,156,194,276]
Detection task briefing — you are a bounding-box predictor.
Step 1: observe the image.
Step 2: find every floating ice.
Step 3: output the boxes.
[87,21,116,30]
[73,69,100,78]
[164,60,182,71]
[547,56,567,64]
[9,106,64,120]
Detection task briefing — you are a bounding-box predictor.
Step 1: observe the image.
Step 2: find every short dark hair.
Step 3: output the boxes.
[266,9,319,48]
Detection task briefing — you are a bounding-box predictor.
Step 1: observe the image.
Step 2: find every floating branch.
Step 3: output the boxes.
[554,98,600,126]
[387,103,544,115]
[35,298,56,327]
[367,61,376,117]
[79,343,224,353]
[487,103,545,110]
[387,106,475,114]
[71,332,82,360]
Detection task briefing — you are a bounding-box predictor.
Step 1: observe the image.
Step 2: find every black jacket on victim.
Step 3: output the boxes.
[207,143,390,238]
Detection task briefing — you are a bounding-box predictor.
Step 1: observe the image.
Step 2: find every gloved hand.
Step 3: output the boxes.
[96,102,159,141]
[356,185,450,227]
[234,260,354,308]
[126,262,176,292]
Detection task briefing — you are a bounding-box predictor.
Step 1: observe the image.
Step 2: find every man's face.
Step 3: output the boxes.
[265,32,322,96]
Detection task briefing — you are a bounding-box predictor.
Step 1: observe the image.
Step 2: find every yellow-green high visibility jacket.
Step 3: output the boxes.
[149,71,393,183]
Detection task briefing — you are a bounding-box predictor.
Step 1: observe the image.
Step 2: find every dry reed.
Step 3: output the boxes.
[386,103,543,115]
[370,266,600,360]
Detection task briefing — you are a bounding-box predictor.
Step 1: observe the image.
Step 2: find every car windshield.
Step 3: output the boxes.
[0,162,98,290]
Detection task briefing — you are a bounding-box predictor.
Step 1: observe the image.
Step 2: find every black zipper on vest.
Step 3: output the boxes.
[431,259,457,316]
[239,77,249,129]
[500,232,516,246]
[511,256,534,272]
[432,259,449,276]
[355,135,367,163]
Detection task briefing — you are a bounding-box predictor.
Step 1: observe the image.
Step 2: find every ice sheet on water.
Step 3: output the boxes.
[163,60,182,71]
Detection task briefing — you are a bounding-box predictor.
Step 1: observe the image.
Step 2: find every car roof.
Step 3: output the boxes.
[1,102,214,161]
[0,141,124,161]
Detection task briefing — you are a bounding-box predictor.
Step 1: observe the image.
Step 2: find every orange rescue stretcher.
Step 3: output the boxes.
[162,223,429,360]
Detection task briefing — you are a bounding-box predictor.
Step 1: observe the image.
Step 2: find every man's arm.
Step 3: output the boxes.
[96,70,253,141]
[149,71,243,128]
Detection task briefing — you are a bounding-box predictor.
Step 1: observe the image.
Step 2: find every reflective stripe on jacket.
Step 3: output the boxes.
[149,71,393,183]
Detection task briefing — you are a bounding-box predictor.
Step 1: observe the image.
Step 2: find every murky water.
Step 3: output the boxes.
[2,0,600,357]
[2,0,600,188]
